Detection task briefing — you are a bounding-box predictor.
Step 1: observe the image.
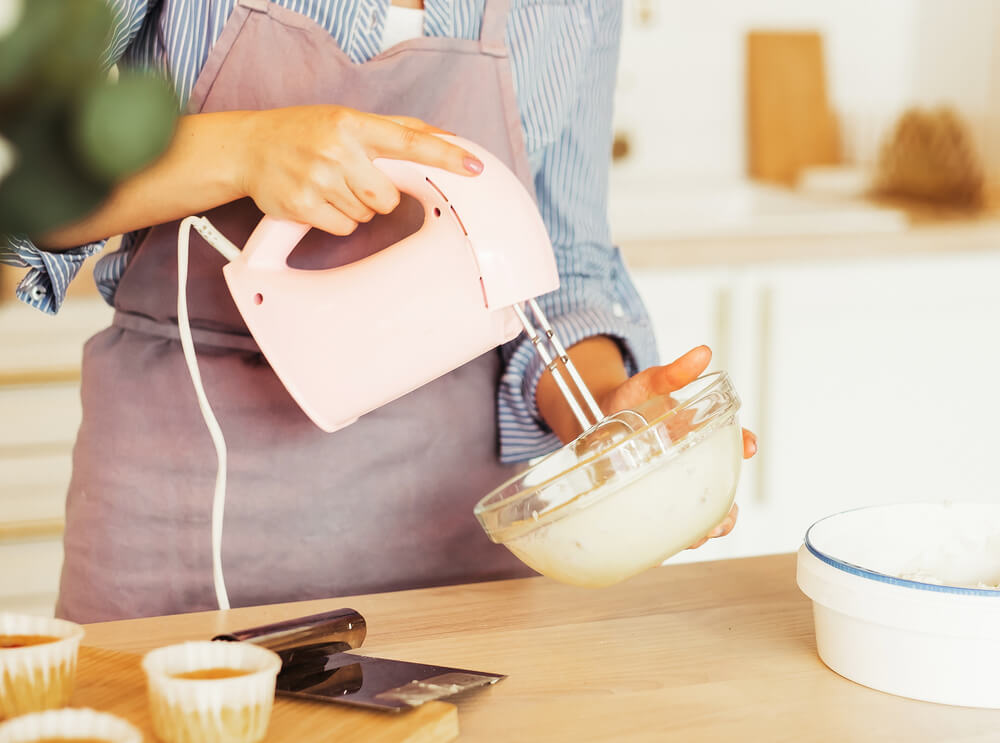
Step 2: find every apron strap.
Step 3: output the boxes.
[188,1,263,113]
[480,0,512,52]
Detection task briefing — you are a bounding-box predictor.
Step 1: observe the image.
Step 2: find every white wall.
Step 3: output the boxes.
[613,0,1000,183]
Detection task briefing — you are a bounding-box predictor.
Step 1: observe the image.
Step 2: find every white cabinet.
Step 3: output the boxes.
[0,538,64,615]
[753,253,1000,554]
[0,297,112,616]
[630,268,727,364]
[630,246,1000,565]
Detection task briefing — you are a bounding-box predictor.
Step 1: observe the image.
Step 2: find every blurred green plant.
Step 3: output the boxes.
[0,0,178,238]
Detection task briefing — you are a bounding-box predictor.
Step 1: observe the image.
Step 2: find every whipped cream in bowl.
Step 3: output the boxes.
[474,372,743,588]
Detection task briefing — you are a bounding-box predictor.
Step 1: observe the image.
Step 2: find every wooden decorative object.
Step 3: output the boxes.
[746,31,840,185]
[874,107,985,207]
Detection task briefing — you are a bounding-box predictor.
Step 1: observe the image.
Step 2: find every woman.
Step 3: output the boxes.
[2,0,755,622]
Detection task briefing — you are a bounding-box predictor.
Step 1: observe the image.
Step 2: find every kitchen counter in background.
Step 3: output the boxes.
[619,214,1000,269]
[609,180,912,247]
[80,554,1000,742]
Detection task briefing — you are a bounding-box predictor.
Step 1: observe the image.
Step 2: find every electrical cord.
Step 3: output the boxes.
[176,216,240,610]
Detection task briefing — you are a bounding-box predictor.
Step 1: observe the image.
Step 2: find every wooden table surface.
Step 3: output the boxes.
[82,554,1000,742]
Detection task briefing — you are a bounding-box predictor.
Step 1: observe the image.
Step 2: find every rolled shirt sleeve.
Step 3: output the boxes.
[0,0,152,314]
[497,0,658,463]
[0,235,107,313]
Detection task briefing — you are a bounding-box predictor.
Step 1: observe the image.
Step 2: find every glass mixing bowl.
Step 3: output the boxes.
[474,372,743,587]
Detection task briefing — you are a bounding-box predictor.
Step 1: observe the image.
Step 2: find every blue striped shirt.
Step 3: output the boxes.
[0,0,657,462]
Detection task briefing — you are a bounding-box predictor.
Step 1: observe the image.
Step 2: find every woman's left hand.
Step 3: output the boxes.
[595,344,756,549]
[538,340,756,551]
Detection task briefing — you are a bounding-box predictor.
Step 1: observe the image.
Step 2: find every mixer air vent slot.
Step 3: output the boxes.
[425,177,448,202]
[450,205,468,236]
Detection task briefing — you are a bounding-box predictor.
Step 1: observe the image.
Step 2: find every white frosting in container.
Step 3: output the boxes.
[807,503,1000,590]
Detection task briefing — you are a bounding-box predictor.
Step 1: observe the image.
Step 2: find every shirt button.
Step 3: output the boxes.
[612,302,625,318]
[371,10,378,28]
[30,285,47,300]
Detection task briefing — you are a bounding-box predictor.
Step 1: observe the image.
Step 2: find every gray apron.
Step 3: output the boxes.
[57,0,536,623]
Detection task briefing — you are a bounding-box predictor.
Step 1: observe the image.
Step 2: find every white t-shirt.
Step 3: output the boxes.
[381,6,424,51]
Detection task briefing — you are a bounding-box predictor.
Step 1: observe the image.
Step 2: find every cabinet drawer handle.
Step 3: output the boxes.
[755,285,773,504]
[0,518,65,541]
[0,369,81,387]
[714,286,733,370]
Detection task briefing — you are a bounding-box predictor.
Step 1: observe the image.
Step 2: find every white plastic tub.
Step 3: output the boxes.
[796,503,1000,708]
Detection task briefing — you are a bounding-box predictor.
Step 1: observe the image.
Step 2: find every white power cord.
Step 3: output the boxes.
[176,216,241,610]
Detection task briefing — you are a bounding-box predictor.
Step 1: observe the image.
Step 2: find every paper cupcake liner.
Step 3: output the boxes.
[142,641,281,743]
[0,614,84,720]
[0,707,142,743]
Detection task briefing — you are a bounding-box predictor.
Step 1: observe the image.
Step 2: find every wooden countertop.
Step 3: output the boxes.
[82,554,1000,741]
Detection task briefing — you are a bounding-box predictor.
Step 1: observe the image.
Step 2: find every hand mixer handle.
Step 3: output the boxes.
[239,219,312,269]
[239,136,464,270]
[238,134,558,310]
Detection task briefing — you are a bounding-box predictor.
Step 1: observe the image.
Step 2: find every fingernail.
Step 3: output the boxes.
[463,156,484,174]
[749,441,758,456]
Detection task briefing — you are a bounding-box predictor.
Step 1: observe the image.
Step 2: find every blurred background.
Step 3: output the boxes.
[3,0,1000,614]
[610,0,1000,566]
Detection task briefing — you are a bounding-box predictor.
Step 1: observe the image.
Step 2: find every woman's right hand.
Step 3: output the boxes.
[236,105,483,236]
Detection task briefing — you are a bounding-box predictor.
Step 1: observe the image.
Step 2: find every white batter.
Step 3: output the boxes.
[504,422,743,587]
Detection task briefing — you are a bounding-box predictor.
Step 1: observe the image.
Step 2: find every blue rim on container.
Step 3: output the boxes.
[804,505,1000,598]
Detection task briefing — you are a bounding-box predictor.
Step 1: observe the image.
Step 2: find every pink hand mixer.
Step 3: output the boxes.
[225,134,605,431]
[177,135,614,609]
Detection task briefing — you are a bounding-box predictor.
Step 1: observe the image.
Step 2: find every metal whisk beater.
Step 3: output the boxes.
[516,299,669,459]
[514,299,605,432]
